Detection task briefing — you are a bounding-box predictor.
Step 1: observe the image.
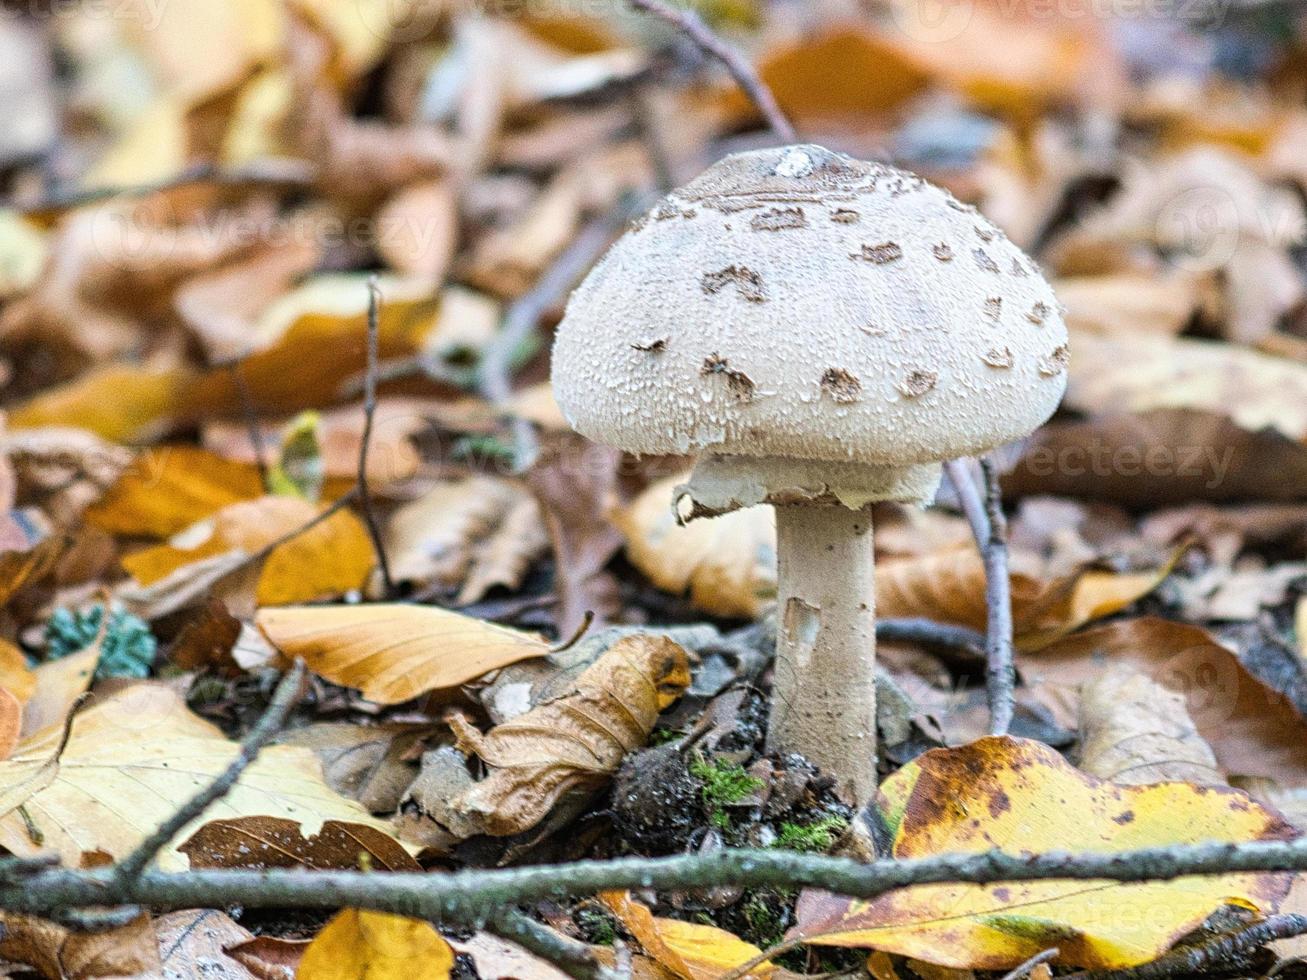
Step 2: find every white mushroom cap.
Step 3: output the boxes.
[551,144,1068,509]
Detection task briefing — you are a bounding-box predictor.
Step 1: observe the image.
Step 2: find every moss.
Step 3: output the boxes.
[45,604,157,680]
[689,754,762,830]
[575,906,617,946]
[773,815,848,854]
[741,893,787,950]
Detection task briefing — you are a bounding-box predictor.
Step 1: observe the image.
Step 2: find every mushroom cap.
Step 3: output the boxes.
[551,144,1068,470]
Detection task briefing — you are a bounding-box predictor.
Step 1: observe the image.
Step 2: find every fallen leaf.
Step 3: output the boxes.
[8,362,194,443]
[375,180,458,282]
[0,683,407,870]
[297,909,454,980]
[444,633,691,836]
[154,908,259,980]
[383,475,548,603]
[180,816,420,871]
[449,931,573,980]
[602,891,772,980]
[0,910,161,980]
[277,722,427,812]
[0,637,35,703]
[1078,666,1224,785]
[256,603,549,704]
[85,445,264,539]
[794,736,1296,969]
[0,532,67,606]
[1055,273,1202,338]
[614,475,776,619]
[19,645,98,738]
[121,496,374,607]
[226,933,308,980]
[0,686,19,760]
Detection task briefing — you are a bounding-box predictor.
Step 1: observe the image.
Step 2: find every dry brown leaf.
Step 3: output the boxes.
[85,445,264,539]
[153,909,258,980]
[615,475,776,619]
[277,722,426,812]
[181,816,420,871]
[121,496,374,607]
[0,684,408,870]
[1055,273,1202,338]
[226,933,309,980]
[449,932,574,980]
[0,532,68,607]
[375,179,458,282]
[601,891,772,980]
[0,910,161,980]
[445,633,690,836]
[1078,666,1224,785]
[0,686,19,761]
[297,909,454,980]
[384,475,548,603]
[256,603,549,704]
[1023,618,1307,785]
[465,167,585,297]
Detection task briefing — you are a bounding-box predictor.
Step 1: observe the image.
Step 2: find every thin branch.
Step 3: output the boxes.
[944,456,1016,736]
[10,841,1307,926]
[1068,915,1307,980]
[360,276,395,598]
[877,618,985,658]
[114,661,307,880]
[489,910,617,980]
[625,0,796,142]
[477,190,654,473]
[998,947,1059,980]
[226,361,269,486]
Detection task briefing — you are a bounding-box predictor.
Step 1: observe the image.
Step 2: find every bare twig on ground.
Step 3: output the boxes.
[477,190,654,473]
[226,361,269,485]
[360,276,395,597]
[625,0,796,142]
[999,947,1059,980]
[944,456,1016,735]
[114,661,307,880]
[1068,915,1307,980]
[10,841,1307,927]
[877,617,985,659]
[489,909,617,980]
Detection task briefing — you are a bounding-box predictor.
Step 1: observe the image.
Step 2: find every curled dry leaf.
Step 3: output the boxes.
[601,891,773,980]
[0,684,408,870]
[297,909,454,980]
[443,633,691,836]
[121,495,374,607]
[1078,666,1225,786]
[614,474,777,619]
[256,603,549,704]
[384,474,548,603]
[794,736,1296,970]
[0,910,161,980]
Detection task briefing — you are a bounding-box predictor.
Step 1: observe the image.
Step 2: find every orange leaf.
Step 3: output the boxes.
[8,363,193,442]
[0,687,19,761]
[255,603,548,704]
[601,892,772,980]
[85,445,264,539]
[297,909,453,980]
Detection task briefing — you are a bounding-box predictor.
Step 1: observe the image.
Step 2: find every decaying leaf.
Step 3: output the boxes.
[615,475,777,619]
[602,891,772,980]
[442,633,691,836]
[297,909,454,980]
[181,816,420,871]
[0,910,162,980]
[794,736,1296,969]
[1078,666,1224,786]
[0,684,408,870]
[256,603,549,704]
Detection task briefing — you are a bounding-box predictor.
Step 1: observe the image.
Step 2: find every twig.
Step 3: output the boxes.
[9,842,1307,926]
[999,947,1059,980]
[360,277,395,598]
[718,935,804,980]
[625,0,796,142]
[477,190,654,474]
[944,456,1016,736]
[877,618,985,658]
[489,909,617,980]
[114,661,307,880]
[1067,915,1307,980]
[227,361,269,485]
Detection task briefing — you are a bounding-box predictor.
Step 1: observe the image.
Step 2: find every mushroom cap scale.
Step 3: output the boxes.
[551,144,1068,487]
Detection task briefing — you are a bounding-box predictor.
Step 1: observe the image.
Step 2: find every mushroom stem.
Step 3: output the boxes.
[768,503,878,805]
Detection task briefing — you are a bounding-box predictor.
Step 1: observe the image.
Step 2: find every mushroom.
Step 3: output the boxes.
[550,144,1068,803]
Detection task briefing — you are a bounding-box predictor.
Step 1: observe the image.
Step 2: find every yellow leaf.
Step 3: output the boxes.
[255,603,549,704]
[601,891,771,980]
[8,363,194,443]
[614,475,776,619]
[85,445,265,539]
[121,496,374,607]
[794,736,1296,970]
[0,687,18,761]
[0,684,408,870]
[0,639,35,704]
[298,909,454,980]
